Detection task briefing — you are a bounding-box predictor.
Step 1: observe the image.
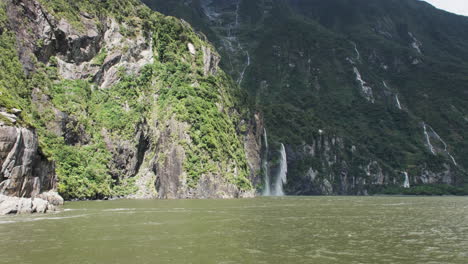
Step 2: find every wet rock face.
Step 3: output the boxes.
[243,112,264,186]
[286,133,457,195]
[102,125,149,181]
[0,126,62,215]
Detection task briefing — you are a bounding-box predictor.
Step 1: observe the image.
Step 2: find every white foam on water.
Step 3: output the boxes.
[103,208,135,212]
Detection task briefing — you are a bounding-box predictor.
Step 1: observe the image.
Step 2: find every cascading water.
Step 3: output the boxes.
[262,139,288,196]
[427,125,458,166]
[423,123,436,155]
[395,95,402,110]
[272,144,288,196]
[262,129,271,196]
[352,42,360,61]
[200,0,250,85]
[403,172,410,188]
[422,122,458,166]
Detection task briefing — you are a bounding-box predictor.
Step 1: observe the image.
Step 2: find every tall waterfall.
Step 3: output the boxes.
[423,123,436,155]
[262,137,288,196]
[272,144,288,196]
[262,129,271,196]
[403,172,410,189]
[395,95,402,110]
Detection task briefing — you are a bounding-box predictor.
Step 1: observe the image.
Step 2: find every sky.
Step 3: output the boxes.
[423,0,468,16]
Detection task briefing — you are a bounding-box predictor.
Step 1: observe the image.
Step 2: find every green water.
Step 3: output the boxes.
[0,196,467,264]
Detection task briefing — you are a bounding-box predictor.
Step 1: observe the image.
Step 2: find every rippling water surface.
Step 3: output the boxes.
[0,196,467,263]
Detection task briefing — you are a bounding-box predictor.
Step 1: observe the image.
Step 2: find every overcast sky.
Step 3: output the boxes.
[423,0,468,16]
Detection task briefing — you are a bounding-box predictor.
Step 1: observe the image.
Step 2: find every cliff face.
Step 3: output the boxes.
[0,126,55,197]
[145,0,468,195]
[0,0,262,211]
[0,125,63,214]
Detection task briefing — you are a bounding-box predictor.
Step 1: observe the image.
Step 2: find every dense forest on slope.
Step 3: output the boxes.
[0,0,261,204]
[144,0,468,195]
[1,0,467,207]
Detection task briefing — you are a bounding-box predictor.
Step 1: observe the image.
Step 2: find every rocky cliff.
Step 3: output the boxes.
[0,0,262,212]
[145,0,468,195]
[0,125,63,214]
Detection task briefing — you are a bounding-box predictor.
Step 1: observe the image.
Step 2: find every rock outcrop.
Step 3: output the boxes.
[0,194,53,215]
[0,125,63,215]
[1,0,261,202]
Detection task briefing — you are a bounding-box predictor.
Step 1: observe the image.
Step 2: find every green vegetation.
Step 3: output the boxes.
[36,0,149,31]
[1,0,252,200]
[0,4,27,113]
[146,0,468,195]
[152,17,251,190]
[55,143,113,200]
[91,48,108,66]
[26,63,157,199]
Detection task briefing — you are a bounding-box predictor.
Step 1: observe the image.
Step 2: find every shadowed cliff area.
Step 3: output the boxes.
[144,0,468,195]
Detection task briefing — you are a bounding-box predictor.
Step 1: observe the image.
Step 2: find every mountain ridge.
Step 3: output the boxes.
[0,0,263,214]
[144,0,468,195]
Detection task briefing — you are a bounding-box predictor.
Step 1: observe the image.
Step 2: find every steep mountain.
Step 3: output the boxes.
[0,0,262,213]
[144,0,468,195]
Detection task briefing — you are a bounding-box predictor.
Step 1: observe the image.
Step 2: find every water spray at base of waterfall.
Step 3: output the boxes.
[262,129,271,196]
[262,136,288,196]
[272,144,288,196]
[403,172,410,189]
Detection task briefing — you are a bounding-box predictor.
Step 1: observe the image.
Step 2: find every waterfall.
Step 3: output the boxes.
[395,95,402,110]
[423,122,458,166]
[403,172,410,189]
[262,129,271,196]
[352,42,360,61]
[238,50,250,85]
[263,128,269,150]
[423,123,436,155]
[235,0,240,27]
[262,140,288,197]
[427,125,458,166]
[272,144,288,196]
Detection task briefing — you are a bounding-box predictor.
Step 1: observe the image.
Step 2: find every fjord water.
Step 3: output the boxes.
[1,197,467,264]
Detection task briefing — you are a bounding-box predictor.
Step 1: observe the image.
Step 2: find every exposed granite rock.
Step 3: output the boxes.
[202,45,220,76]
[127,167,158,199]
[94,18,154,89]
[194,173,255,199]
[0,125,62,215]
[0,195,55,215]
[0,126,55,197]
[6,0,102,74]
[100,122,150,185]
[243,112,263,186]
[3,0,260,202]
[152,118,190,199]
[37,191,64,206]
[286,131,458,195]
